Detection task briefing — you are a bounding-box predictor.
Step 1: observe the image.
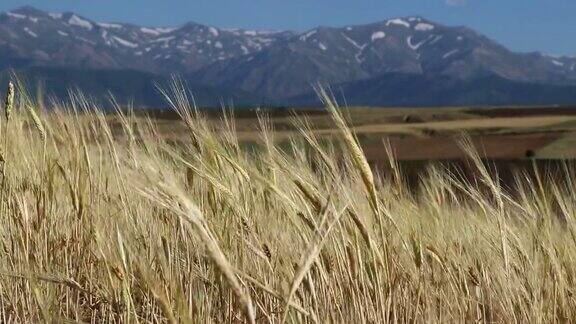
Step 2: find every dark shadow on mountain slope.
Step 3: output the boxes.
[286,73,576,107]
[0,67,260,109]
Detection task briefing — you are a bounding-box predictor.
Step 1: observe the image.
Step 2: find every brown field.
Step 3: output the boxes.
[137,105,576,161]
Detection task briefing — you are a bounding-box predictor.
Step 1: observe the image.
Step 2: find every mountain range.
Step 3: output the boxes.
[2,6,576,107]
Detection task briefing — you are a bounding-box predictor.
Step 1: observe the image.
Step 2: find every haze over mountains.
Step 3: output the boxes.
[2,6,576,107]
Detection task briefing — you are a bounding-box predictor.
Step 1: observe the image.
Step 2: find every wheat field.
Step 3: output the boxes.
[0,81,575,323]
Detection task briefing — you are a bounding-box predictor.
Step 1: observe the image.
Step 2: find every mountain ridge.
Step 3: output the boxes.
[2,6,576,107]
[191,16,576,100]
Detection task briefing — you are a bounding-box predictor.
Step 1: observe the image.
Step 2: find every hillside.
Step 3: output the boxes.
[2,6,576,106]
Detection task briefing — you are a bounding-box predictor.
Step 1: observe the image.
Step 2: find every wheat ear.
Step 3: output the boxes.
[26,104,46,142]
[4,81,14,121]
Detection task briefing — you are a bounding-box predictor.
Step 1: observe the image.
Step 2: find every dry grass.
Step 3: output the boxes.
[0,82,576,323]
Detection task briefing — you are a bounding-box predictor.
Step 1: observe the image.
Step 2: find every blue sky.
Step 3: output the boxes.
[1,0,575,55]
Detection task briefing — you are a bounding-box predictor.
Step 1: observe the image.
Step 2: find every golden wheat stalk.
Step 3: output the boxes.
[281,204,347,322]
[315,86,379,213]
[26,104,46,142]
[138,173,256,324]
[294,178,322,214]
[4,81,14,121]
[179,198,256,323]
[316,85,410,255]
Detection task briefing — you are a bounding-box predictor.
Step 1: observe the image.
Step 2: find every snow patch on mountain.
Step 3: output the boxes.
[151,36,176,43]
[6,11,39,23]
[299,29,317,41]
[318,42,327,51]
[443,49,459,59]
[371,31,386,41]
[140,27,158,36]
[415,23,434,31]
[98,22,123,29]
[386,18,410,28]
[6,12,26,20]
[208,27,219,37]
[429,35,443,45]
[257,30,283,36]
[68,15,93,30]
[113,36,138,48]
[141,27,175,36]
[342,34,362,49]
[341,33,367,63]
[355,44,368,63]
[24,27,37,38]
[407,36,424,50]
[155,27,176,34]
[76,36,96,45]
